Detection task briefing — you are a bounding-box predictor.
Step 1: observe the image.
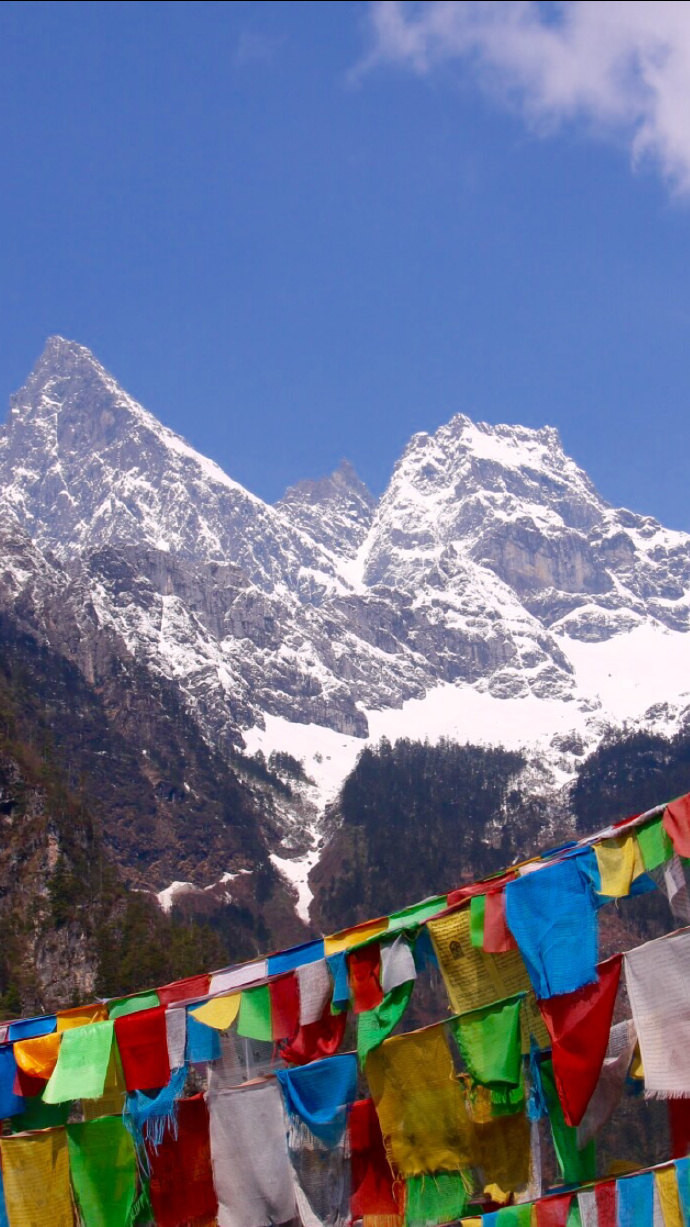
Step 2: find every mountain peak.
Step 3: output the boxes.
[277,459,375,559]
[21,336,111,394]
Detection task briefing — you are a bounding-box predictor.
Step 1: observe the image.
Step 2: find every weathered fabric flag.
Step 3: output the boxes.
[625,928,690,1097]
[66,1117,138,1227]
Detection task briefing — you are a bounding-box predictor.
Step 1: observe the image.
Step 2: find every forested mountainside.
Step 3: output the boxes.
[0,611,306,1015]
[311,728,690,934]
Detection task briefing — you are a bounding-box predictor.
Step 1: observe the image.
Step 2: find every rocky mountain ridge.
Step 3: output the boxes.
[2,337,690,921]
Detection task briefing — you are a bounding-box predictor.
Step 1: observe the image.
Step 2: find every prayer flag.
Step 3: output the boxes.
[269,973,300,1040]
[349,1098,400,1218]
[190,993,241,1031]
[147,1094,218,1227]
[157,973,210,1006]
[56,1003,108,1031]
[114,1006,170,1091]
[450,993,523,1091]
[664,795,690,859]
[66,1117,138,1227]
[0,1130,73,1227]
[43,1020,114,1103]
[276,1053,357,1147]
[625,929,690,1097]
[108,991,160,1019]
[538,954,622,1127]
[237,985,272,1041]
[13,1031,60,1082]
[357,981,414,1065]
[349,944,384,1014]
[504,851,599,999]
[279,998,347,1066]
[366,1023,476,1177]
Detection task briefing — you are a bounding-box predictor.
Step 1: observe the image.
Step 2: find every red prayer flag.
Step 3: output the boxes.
[595,1180,617,1227]
[147,1094,218,1227]
[157,974,211,1007]
[669,1098,690,1159]
[269,974,300,1041]
[447,870,516,910]
[350,1097,400,1218]
[664,794,690,858]
[348,944,384,1014]
[483,889,518,953]
[538,953,622,1127]
[13,1067,44,1098]
[535,1192,572,1226]
[278,999,347,1065]
[114,1005,171,1092]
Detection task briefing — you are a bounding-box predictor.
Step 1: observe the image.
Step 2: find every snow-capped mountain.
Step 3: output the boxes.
[3,336,690,853]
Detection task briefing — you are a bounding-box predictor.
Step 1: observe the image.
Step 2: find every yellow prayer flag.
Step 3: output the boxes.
[594,834,646,898]
[56,1002,108,1032]
[13,1031,61,1080]
[427,908,549,1050]
[630,1044,645,1080]
[190,993,241,1030]
[324,917,389,955]
[366,1023,477,1177]
[81,1045,127,1121]
[656,1165,684,1227]
[1,1131,74,1227]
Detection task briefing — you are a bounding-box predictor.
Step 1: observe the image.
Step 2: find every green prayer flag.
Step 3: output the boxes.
[357,980,414,1064]
[9,1097,69,1132]
[237,984,272,1040]
[541,1059,596,1185]
[566,1203,583,1227]
[494,1206,533,1225]
[108,991,160,1019]
[405,1171,469,1227]
[450,994,523,1089]
[490,1081,525,1116]
[388,896,447,932]
[470,895,486,948]
[67,1117,138,1227]
[66,1123,136,1227]
[637,817,672,871]
[43,1020,114,1104]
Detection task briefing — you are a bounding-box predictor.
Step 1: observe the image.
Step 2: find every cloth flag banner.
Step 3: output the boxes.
[357,981,415,1065]
[208,1079,297,1227]
[538,954,622,1127]
[625,928,690,1097]
[349,1097,400,1219]
[594,835,646,898]
[504,852,599,999]
[0,1130,74,1227]
[366,1023,476,1177]
[275,1053,357,1148]
[450,993,523,1092]
[576,1019,636,1148]
[190,993,241,1032]
[147,1094,218,1227]
[297,959,332,1026]
[66,1117,138,1227]
[43,1020,115,1103]
[114,1006,171,1091]
[663,794,690,859]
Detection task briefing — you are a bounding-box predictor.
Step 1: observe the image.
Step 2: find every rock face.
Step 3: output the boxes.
[2,337,690,852]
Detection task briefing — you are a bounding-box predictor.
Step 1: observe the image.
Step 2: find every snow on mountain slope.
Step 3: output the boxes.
[2,337,690,853]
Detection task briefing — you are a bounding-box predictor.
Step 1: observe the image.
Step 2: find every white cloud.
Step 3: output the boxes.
[359,1,690,195]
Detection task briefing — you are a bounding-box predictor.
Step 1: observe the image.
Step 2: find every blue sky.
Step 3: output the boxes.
[2,1,690,527]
